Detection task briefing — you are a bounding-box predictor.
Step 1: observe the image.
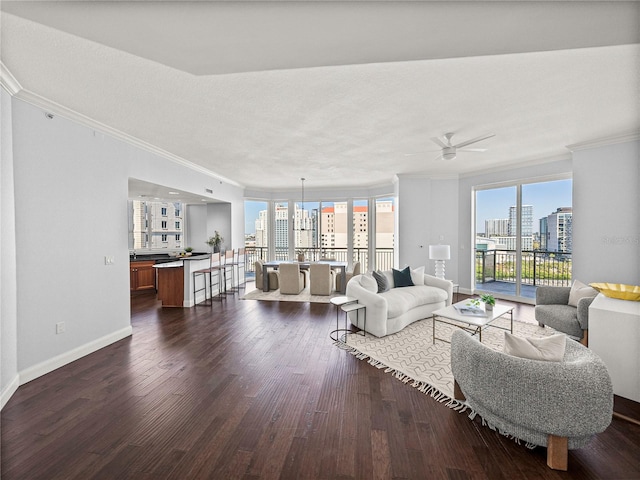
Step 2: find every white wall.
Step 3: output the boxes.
[1,88,19,407]
[186,204,208,251]
[572,140,640,284]
[396,175,459,279]
[207,203,233,251]
[4,97,245,397]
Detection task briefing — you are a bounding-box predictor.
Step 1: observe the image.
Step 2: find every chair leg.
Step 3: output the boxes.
[538,322,545,327]
[547,435,568,471]
[580,329,588,347]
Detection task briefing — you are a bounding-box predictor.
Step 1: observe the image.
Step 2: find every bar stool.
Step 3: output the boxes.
[223,249,236,294]
[193,252,221,306]
[208,252,226,301]
[227,247,246,292]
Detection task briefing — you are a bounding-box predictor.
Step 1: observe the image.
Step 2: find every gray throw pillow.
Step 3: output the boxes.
[392,266,414,288]
[372,270,389,293]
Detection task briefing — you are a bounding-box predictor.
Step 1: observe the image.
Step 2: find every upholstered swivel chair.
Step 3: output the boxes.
[254,259,279,291]
[451,330,613,471]
[336,261,361,292]
[309,263,336,296]
[279,263,305,295]
[535,286,596,346]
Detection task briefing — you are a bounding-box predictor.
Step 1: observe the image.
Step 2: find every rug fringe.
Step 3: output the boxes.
[334,338,469,414]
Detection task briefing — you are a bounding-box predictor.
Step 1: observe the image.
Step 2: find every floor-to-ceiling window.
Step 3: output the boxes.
[375,197,395,271]
[474,178,572,301]
[244,195,396,273]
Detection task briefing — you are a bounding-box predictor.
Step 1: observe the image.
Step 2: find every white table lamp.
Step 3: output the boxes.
[429,244,451,280]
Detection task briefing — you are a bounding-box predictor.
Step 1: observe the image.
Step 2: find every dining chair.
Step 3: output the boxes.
[279,263,305,295]
[310,263,336,296]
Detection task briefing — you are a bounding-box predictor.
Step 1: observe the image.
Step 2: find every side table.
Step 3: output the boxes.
[329,296,357,341]
[342,303,366,337]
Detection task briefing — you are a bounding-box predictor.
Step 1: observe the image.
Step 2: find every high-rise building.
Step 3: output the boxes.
[485,218,510,237]
[546,207,573,252]
[539,216,548,250]
[508,205,533,236]
[130,200,183,250]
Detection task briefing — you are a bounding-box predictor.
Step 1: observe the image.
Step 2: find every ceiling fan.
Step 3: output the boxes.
[430,132,495,161]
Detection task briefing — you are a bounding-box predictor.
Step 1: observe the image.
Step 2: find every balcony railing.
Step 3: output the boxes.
[245,247,394,273]
[476,249,572,287]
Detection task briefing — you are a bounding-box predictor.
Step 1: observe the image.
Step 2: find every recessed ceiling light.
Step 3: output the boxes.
[168,191,180,195]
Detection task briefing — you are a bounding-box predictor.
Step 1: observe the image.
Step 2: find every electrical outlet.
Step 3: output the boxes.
[104,256,115,265]
[56,322,66,334]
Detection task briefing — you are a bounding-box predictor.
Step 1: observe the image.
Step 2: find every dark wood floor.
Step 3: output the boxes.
[2,287,639,479]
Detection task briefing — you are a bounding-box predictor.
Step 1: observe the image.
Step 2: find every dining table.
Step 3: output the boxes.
[262,260,349,294]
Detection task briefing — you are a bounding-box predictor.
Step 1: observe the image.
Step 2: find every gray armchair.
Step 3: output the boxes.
[535,286,595,346]
[451,330,613,471]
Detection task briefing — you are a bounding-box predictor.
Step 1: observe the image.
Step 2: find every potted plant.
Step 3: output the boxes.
[184,247,193,256]
[206,231,223,253]
[480,293,496,311]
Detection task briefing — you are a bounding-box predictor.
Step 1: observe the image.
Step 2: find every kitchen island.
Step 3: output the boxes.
[152,255,211,307]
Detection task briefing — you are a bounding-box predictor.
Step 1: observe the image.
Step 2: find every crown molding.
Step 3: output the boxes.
[566,131,640,152]
[459,153,572,179]
[0,63,243,188]
[0,62,22,95]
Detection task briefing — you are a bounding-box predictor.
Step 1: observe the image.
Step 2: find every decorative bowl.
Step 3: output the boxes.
[589,283,640,301]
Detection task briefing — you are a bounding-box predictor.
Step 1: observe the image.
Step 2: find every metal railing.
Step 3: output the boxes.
[476,249,572,287]
[245,247,394,273]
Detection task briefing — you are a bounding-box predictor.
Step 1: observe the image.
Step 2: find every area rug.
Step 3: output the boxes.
[335,317,554,411]
[242,287,341,304]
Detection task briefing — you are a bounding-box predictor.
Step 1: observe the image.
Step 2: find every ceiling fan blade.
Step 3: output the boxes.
[430,137,448,148]
[458,148,487,152]
[453,133,495,149]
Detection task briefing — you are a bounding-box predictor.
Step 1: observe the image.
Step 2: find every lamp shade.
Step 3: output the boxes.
[429,244,451,260]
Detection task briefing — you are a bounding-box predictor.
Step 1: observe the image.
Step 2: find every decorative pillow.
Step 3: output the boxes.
[568,280,598,307]
[504,333,566,362]
[360,274,378,293]
[410,266,425,286]
[392,266,414,288]
[372,270,389,293]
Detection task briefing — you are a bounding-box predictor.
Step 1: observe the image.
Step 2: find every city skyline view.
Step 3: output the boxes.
[475,179,572,235]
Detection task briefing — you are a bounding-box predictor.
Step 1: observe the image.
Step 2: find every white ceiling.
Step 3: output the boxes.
[2,1,639,195]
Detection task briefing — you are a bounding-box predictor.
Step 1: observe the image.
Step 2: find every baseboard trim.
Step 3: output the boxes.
[18,326,133,386]
[1,375,20,410]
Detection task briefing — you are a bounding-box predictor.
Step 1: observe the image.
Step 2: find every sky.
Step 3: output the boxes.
[475,179,572,233]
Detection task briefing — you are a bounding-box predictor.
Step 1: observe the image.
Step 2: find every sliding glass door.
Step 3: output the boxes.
[475,178,572,301]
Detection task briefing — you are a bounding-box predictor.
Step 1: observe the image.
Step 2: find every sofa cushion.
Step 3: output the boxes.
[411,266,425,286]
[568,280,598,307]
[372,270,389,293]
[504,333,566,362]
[382,285,447,318]
[393,266,414,287]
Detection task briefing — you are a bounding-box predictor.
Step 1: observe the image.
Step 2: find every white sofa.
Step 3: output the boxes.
[346,270,453,337]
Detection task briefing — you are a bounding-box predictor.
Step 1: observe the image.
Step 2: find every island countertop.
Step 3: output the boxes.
[151,255,209,268]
